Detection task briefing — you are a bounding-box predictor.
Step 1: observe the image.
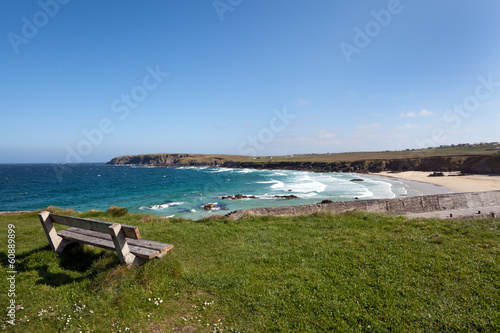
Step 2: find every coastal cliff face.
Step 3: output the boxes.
[106,154,225,167]
[106,154,500,174]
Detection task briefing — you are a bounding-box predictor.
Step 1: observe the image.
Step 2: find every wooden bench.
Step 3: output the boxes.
[38,211,173,265]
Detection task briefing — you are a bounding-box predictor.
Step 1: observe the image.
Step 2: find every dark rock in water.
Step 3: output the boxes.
[350,179,364,182]
[320,199,333,204]
[275,195,298,200]
[203,203,215,210]
[355,197,359,200]
[428,172,445,177]
[222,194,245,200]
[288,189,292,191]
[222,194,259,200]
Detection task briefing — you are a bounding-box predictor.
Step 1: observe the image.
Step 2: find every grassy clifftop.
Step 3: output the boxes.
[106,145,500,174]
[1,209,499,331]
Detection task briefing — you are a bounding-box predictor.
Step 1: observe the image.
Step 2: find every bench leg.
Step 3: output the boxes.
[38,211,70,252]
[108,223,143,265]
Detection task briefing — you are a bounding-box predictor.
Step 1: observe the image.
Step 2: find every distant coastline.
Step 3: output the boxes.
[106,151,500,175]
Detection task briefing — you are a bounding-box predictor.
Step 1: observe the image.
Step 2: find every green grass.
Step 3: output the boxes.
[1,209,499,332]
[250,144,500,163]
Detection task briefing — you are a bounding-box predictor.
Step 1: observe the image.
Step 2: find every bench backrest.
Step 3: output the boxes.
[48,213,141,239]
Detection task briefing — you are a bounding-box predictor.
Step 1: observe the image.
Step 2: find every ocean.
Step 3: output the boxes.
[0,163,433,219]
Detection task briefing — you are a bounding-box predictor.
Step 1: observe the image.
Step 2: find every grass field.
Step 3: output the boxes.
[1,208,499,332]
[244,144,500,163]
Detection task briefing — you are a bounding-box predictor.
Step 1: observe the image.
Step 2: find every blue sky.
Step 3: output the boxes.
[1,0,500,163]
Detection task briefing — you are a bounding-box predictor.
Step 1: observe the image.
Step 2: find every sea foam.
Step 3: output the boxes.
[139,202,184,210]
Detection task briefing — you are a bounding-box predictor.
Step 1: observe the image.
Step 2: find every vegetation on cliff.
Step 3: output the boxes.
[106,145,500,174]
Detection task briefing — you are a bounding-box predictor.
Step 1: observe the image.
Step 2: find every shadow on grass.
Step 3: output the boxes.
[0,244,119,287]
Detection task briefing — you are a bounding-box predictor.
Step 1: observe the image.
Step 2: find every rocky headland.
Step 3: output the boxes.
[106,153,500,174]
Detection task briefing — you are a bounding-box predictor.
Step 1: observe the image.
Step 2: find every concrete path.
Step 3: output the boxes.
[406,206,500,219]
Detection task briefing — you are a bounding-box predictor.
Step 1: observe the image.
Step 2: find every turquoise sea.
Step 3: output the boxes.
[0,163,440,219]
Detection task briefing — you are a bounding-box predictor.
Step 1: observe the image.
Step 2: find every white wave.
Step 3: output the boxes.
[165,215,175,218]
[286,179,326,194]
[200,202,218,208]
[270,181,285,189]
[139,202,184,210]
[207,168,234,173]
[258,193,280,200]
[235,168,256,174]
[295,192,319,198]
[354,187,374,198]
[361,178,396,199]
[256,179,284,189]
[190,209,196,213]
[253,192,318,200]
[269,172,287,176]
[177,166,208,171]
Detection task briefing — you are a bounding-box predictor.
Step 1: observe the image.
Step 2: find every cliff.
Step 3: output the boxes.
[106,154,227,167]
[106,153,500,174]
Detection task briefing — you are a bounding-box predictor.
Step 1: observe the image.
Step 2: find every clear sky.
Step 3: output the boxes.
[1,0,500,163]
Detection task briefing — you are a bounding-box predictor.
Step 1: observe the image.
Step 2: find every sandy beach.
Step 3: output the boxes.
[377,171,500,193]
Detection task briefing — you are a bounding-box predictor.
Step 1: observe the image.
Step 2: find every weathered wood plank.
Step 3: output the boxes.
[58,229,116,250]
[57,229,159,259]
[134,239,174,253]
[50,213,141,239]
[66,227,173,253]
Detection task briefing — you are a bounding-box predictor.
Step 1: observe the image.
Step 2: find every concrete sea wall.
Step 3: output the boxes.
[225,191,500,220]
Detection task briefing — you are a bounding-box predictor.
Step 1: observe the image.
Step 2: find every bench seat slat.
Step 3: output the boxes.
[57,229,160,259]
[65,227,174,253]
[50,214,141,239]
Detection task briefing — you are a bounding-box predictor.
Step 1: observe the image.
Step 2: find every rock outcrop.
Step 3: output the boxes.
[221,194,258,200]
[274,195,298,200]
[203,203,216,211]
[106,154,500,174]
[106,154,225,167]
